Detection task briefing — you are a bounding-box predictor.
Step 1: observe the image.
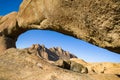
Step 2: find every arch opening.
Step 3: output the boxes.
[0,0,120,63]
[16,30,120,62]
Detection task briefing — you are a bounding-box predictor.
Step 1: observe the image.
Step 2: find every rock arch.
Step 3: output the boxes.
[0,0,120,54]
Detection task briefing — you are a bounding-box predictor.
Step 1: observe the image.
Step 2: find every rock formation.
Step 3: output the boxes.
[27,44,77,61]
[0,0,120,54]
[0,48,120,80]
[71,58,120,75]
[55,59,88,73]
[70,61,88,73]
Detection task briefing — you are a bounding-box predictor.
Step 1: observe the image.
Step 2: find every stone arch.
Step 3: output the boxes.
[0,0,120,54]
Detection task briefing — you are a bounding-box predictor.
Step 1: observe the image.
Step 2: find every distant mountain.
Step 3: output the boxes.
[27,44,77,61]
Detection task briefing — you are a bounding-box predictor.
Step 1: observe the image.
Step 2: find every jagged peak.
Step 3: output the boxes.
[28,44,77,61]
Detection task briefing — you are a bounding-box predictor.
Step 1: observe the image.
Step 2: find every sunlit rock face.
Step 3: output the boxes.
[27,44,77,61]
[0,48,120,80]
[0,0,120,54]
[0,12,17,51]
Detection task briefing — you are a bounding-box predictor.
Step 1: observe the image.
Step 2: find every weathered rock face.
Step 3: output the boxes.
[55,58,120,75]
[27,44,77,61]
[0,48,120,80]
[0,0,120,54]
[70,61,88,73]
[88,62,120,74]
[0,12,18,52]
[55,59,88,73]
[71,58,120,75]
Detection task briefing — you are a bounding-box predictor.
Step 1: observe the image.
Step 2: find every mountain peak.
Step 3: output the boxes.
[28,44,77,61]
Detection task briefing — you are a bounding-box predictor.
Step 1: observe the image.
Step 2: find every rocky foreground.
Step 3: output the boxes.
[0,44,120,80]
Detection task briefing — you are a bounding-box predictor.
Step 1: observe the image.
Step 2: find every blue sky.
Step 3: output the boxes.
[0,0,120,62]
[0,0,22,15]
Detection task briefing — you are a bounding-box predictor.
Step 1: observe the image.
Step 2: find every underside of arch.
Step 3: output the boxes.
[0,0,120,54]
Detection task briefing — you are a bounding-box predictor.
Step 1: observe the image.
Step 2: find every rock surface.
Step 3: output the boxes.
[27,44,77,61]
[55,59,88,73]
[71,58,120,75]
[0,0,120,54]
[0,48,120,80]
[0,12,17,52]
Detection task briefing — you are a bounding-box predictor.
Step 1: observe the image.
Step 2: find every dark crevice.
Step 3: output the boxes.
[105,47,120,54]
[116,74,120,78]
